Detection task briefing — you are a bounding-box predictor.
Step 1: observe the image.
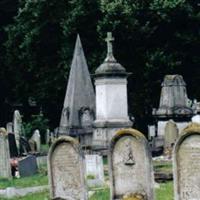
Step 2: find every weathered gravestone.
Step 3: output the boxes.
[0,128,12,178]
[48,136,87,200]
[18,155,38,177]
[164,120,178,156]
[109,129,154,200]
[173,123,200,200]
[13,110,23,149]
[85,154,104,187]
[30,129,41,152]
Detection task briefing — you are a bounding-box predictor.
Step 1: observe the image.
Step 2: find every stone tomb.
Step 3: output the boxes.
[85,154,104,187]
[48,136,87,200]
[109,129,154,200]
[173,123,200,200]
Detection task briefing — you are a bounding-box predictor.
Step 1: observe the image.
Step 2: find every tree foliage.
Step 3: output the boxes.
[1,0,200,131]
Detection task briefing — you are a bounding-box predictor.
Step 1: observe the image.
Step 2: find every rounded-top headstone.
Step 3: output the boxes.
[173,123,200,200]
[48,136,87,200]
[109,128,154,200]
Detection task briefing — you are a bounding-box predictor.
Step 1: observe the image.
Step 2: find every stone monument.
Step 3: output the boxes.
[153,75,193,136]
[0,128,12,178]
[48,136,87,200]
[13,110,23,149]
[58,35,95,148]
[85,154,104,187]
[109,129,154,200]
[173,123,200,200]
[30,129,41,152]
[93,32,132,150]
[164,120,179,155]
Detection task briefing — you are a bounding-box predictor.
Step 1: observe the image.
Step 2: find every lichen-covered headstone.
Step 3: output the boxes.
[173,123,200,200]
[0,128,12,178]
[109,129,154,200]
[48,136,87,200]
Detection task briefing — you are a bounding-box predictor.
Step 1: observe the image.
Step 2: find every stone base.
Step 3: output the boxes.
[92,120,132,150]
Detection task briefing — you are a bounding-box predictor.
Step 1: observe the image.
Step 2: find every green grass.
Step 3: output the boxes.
[0,174,48,189]
[90,188,110,200]
[0,181,174,199]
[153,160,172,173]
[89,182,173,200]
[156,181,173,200]
[0,191,49,200]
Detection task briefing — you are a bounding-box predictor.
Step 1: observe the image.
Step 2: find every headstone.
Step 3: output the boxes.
[18,155,37,177]
[19,137,31,156]
[13,110,22,149]
[29,139,37,152]
[8,133,18,158]
[46,129,50,144]
[109,129,154,200]
[6,122,13,133]
[85,154,104,187]
[148,125,156,140]
[48,136,87,200]
[0,128,12,178]
[173,123,200,200]
[164,120,178,150]
[30,129,41,152]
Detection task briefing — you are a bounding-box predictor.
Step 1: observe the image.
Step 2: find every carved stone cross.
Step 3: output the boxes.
[105,32,116,61]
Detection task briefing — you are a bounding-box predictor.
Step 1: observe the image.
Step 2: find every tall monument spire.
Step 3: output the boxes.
[59,34,95,139]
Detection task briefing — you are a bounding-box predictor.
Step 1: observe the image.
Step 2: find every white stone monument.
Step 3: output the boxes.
[93,32,132,149]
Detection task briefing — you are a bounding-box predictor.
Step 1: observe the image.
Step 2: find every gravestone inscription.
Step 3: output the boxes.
[109,129,154,200]
[173,123,200,200]
[48,136,87,200]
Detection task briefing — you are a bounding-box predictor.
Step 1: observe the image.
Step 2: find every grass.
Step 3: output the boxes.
[0,191,49,200]
[156,181,173,200]
[0,182,174,199]
[0,173,48,189]
[89,182,173,200]
[153,160,172,173]
[90,188,110,200]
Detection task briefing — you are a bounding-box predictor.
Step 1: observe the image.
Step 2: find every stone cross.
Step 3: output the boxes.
[105,32,116,61]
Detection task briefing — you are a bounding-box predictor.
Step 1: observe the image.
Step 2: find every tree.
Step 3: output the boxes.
[4,0,100,127]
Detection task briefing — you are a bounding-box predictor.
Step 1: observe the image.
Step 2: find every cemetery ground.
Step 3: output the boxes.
[0,159,174,200]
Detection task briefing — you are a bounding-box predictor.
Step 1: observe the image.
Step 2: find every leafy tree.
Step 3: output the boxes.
[4,0,100,127]
[2,0,200,133]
